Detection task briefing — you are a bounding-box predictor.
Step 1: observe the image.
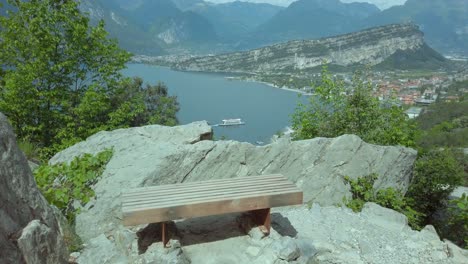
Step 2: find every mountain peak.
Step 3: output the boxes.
[174,23,446,73]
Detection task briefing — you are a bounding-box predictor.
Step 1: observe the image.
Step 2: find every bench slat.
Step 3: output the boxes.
[123,181,297,204]
[123,174,285,195]
[123,176,288,198]
[123,190,302,225]
[122,174,303,226]
[123,184,299,208]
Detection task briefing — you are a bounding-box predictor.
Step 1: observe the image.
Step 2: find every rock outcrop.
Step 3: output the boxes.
[0,113,68,263]
[50,121,417,244]
[48,121,468,263]
[173,24,446,73]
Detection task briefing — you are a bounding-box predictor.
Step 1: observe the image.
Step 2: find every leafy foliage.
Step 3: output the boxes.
[17,139,41,164]
[0,0,179,158]
[292,65,416,147]
[344,174,423,229]
[34,149,113,223]
[407,149,464,223]
[416,101,468,150]
[447,194,468,249]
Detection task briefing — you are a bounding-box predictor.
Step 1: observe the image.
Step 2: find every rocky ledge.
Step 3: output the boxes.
[45,121,467,263]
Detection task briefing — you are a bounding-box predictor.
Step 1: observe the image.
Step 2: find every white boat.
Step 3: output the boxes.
[219,118,245,126]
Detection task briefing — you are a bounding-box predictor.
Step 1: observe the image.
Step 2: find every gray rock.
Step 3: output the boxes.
[445,239,468,264]
[140,243,191,264]
[50,122,423,263]
[0,112,68,263]
[76,234,129,264]
[50,122,416,245]
[450,187,468,200]
[270,236,301,261]
[360,202,409,233]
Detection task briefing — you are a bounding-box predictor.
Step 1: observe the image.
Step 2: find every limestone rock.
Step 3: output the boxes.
[173,24,428,74]
[50,122,425,263]
[50,122,416,245]
[360,202,410,233]
[450,187,468,200]
[0,112,68,263]
[269,236,301,261]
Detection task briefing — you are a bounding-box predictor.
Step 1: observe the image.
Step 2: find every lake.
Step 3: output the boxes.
[123,64,308,144]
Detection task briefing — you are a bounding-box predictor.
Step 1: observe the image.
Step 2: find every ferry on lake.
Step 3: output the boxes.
[219,118,245,126]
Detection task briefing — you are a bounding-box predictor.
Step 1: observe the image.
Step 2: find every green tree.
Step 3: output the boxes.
[292,65,416,147]
[0,0,129,145]
[0,1,179,156]
[407,149,464,223]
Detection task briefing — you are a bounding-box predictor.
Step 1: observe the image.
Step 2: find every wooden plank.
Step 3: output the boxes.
[123,174,286,196]
[122,177,291,199]
[123,186,301,210]
[123,182,297,204]
[123,177,289,198]
[123,191,303,226]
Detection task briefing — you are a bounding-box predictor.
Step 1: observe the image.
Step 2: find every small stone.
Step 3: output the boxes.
[270,237,301,261]
[246,246,261,257]
[249,227,268,241]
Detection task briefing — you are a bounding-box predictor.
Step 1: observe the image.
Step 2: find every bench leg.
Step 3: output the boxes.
[251,208,271,235]
[161,222,169,248]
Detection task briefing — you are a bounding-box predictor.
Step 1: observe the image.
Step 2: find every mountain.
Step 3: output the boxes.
[80,0,219,55]
[173,24,447,73]
[126,0,218,46]
[364,0,468,55]
[80,0,165,55]
[189,1,284,42]
[172,0,205,11]
[251,0,380,46]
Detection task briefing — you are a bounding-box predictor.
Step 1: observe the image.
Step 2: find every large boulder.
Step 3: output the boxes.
[0,113,68,263]
[50,122,417,243]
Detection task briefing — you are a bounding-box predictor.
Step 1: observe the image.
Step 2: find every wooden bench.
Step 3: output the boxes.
[122,174,303,247]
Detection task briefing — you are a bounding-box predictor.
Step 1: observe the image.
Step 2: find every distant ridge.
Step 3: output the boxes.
[173,24,448,73]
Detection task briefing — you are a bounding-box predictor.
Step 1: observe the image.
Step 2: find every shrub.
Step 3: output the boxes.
[17,139,41,163]
[344,174,423,229]
[292,65,416,147]
[447,194,468,248]
[406,149,464,223]
[34,149,113,223]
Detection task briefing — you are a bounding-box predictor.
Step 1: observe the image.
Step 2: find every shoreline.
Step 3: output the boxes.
[133,61,314,96]
[226,76,314,96]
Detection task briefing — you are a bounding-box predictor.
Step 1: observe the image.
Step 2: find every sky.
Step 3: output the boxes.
[206,0,408,10]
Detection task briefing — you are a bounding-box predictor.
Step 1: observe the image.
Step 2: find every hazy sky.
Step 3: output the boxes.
[206,0,408,10]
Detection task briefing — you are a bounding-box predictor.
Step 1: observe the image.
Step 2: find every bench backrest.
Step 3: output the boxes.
[122,174,303,226]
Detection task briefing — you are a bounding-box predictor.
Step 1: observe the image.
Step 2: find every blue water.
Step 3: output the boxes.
[123,64,307,144]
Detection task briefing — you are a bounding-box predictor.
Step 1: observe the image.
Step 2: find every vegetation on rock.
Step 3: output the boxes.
[344,174,423,229]
[34,149,113,223]
[407,149,464,223]
[448,194,468,248]
[292,65,417,147]
[294,64,467,248]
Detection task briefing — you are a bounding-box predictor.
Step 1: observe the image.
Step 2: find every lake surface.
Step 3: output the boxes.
[123,64,308,144]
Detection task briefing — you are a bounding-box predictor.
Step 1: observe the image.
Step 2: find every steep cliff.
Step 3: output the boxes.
[0,113,68,263]
[174,24,447,73]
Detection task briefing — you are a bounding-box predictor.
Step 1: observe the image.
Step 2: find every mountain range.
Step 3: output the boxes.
[1,0,467,56]
[172,24,448,73]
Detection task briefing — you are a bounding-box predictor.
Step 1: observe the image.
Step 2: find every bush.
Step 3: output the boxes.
[406,149,464,223]
[17,139,41,163]
[447,194,468,248]
[292,65,416,147]
[34,149,113,223]
[344,174,423,229]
